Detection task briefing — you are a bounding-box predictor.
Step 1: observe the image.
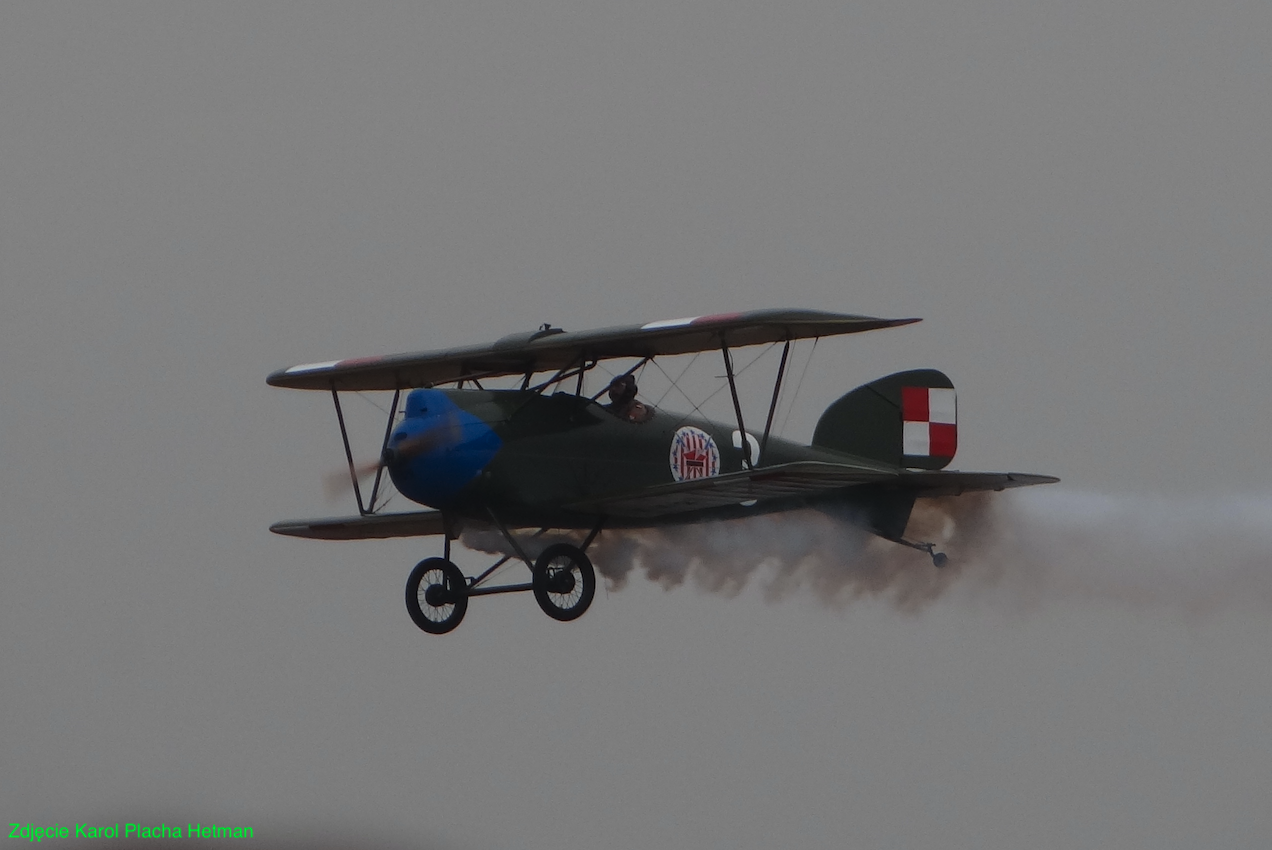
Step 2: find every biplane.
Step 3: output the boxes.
[267,309,1056,634]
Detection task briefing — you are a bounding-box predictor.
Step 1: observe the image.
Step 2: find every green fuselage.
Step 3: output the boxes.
[428,389,880,530]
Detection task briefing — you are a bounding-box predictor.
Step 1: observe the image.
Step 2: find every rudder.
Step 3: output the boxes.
[812,369,956,470]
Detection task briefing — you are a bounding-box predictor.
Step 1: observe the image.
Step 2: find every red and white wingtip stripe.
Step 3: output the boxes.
[284,355,387,375]
[284,360,341,375]
[901,386,957,458]
[640,313,745,331]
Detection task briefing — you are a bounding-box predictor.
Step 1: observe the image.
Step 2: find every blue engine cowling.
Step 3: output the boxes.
[387,389,502,509]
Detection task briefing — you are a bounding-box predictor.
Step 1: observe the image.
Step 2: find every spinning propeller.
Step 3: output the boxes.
[325,410,463,499]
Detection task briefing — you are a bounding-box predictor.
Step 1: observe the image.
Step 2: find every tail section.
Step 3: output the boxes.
[812,369,956,470]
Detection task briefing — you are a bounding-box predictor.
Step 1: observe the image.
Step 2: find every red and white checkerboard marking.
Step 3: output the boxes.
[901,386,957,458]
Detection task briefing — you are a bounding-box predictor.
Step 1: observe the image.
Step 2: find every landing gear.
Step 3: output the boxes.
[405,557,468,634]
[532,543,596,621]
[403,519,602,634]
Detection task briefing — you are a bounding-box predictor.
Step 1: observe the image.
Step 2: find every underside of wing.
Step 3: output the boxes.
[897,470,1060,497]
[269,511,448,540]
[568,460,898,519]
[267,309,920,391]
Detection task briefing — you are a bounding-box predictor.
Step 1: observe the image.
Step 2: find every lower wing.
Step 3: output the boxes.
[269,470,1058,539]
[269,510,448,541]
[569,464,1057,520]
[567,460,897,518]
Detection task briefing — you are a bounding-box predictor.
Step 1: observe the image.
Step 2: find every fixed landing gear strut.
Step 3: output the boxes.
[402,517,603,634]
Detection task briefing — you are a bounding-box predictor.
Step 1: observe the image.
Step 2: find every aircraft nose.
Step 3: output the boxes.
[385,414,461,465]
[385,400,502,509]
[383,424,422,466]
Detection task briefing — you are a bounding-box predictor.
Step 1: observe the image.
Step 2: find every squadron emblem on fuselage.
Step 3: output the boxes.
[670,426,720,482]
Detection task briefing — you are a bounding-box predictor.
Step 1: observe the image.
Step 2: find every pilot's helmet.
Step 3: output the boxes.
[607,374,637,404]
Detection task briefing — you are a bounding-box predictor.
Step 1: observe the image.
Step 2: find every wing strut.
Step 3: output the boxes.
[759,340,791,461]
[331,385,368,515]
[530,356,596,394]
[366,388,401,513]
[721,343,754,469]
[330,384,401,516]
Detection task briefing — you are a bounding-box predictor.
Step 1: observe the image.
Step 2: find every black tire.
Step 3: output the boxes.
[405,558,468,634]
[532,543,596,622]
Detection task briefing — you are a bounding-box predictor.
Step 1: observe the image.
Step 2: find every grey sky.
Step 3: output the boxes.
[3,2,1271,848]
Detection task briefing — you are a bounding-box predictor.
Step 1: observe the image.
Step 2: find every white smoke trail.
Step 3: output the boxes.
[955,488,1272,614]
[461,489,1272,615]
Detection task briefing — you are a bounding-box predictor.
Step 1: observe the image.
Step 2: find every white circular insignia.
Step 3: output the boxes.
[669,426,721,482]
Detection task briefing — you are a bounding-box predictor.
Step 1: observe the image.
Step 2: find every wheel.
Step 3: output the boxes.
[405,557,468,634]
[532,543,596,622]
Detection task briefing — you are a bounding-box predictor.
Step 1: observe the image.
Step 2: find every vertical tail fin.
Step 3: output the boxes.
[812,369,956,470]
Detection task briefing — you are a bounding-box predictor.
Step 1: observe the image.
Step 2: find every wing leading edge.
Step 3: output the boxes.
[270,511,448,541]
[267,309,920,391]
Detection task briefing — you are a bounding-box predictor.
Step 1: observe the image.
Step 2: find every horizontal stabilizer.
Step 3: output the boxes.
[896,470,1059,497]
[569,460,897,518]
[269,511,449,541]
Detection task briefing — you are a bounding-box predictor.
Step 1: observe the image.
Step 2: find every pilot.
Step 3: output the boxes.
[605,374,653,423]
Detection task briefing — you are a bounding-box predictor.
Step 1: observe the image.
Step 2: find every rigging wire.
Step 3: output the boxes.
[779,337,817,437]
[696,341,775,409]
[354,391,392,416]
[652,353,701,407]
[649,358,711,422]
[650,342,776,427]
[345,390,406,513]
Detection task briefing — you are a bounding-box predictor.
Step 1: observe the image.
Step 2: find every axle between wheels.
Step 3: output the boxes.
[404,543,596,635]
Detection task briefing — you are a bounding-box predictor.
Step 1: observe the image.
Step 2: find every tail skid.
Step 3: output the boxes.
[892,536,949,568]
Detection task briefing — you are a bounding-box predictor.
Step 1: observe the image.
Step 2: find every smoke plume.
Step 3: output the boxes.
[462,489,1272,615]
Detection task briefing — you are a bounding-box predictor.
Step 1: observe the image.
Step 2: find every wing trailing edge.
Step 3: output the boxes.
[567,459,899,518]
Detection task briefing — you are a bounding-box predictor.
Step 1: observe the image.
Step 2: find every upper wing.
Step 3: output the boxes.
[267,309,920,391]
[567,460,898,518]
[270,510,448,540]
[896,470,1060,496]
